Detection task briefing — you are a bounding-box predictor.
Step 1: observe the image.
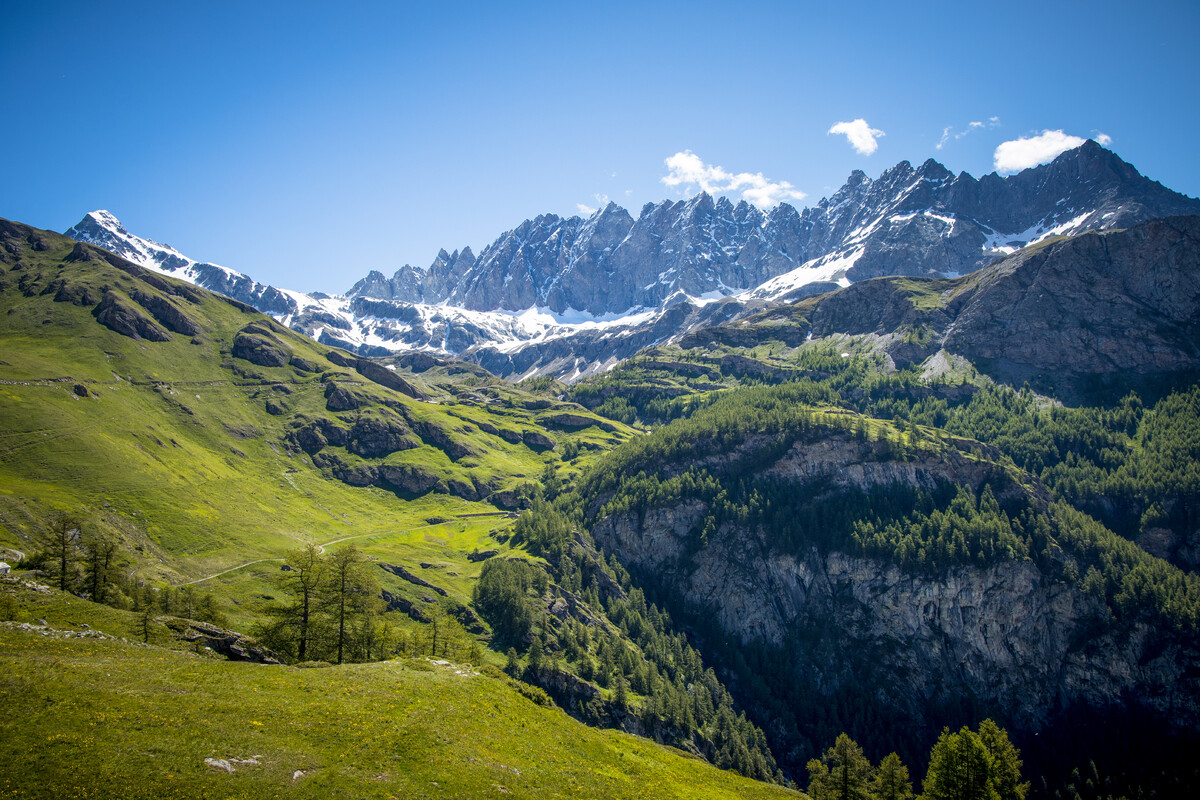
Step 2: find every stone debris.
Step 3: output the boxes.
[0,621,114,640]
[204,758,234,773]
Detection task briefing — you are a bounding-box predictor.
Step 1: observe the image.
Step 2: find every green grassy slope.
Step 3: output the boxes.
[0,218,631,589]
[0,579,798,800]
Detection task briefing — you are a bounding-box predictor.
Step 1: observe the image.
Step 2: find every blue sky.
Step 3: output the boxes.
[3,0,1198,293]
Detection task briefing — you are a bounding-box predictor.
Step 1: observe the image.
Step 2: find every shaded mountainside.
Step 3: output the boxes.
[687,216,1200,403]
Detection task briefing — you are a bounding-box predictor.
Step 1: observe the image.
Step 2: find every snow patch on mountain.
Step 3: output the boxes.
[980,210,1095,254]
[742,248,859,302]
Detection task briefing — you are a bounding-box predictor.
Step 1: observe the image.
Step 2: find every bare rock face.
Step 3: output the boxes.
[232,324,289,367]
[161,617,283,664]
[93,290,171,342]
[354,358,425,400]
[323,381,364,411]
[130,289,201,336]
[377,464,442,496]
[346,414,418,457]
[522,429,556,451]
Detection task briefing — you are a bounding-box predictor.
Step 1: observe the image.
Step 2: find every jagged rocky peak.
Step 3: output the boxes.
[67,209,127,238]
[347,269,391,298]
[341,142,1199,320]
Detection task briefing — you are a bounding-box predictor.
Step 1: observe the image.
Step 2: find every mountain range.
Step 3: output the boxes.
[65,141,1200,380]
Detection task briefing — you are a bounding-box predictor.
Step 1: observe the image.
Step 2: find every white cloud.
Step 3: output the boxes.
[936,117,1001,150]
[1095,132,1113,147]
[576,193,611,216]
[993,130,1113,173]
[828,119,885,155]
[661,150,806,209]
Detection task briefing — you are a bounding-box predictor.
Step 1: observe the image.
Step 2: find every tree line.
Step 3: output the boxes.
[806,720,1027,800]
[19,513,227,627]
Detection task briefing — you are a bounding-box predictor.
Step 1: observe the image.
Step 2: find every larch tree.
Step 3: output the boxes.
[873,752,913,800]
[807,733,875,800]
[978,718,1029,800]
[40,514,81,592]
[921,725,999,800]
[280,543,326,662]
[82,531,118,604]
[323,545,377,664]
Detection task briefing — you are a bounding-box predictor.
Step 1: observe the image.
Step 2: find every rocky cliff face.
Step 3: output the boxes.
[703,215,1200,401]
[589,429,1200,764]
[941,215,1200,392]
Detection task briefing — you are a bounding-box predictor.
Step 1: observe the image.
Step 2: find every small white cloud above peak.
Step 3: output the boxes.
[828,119,885,155]
[936,117,1001,150]
[576,193,611,216]
[661,150,805,209]
[993,130,1111,173]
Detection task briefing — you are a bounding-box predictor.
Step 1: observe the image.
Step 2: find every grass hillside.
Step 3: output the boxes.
[0,217,630,591]
[0,578,797,800]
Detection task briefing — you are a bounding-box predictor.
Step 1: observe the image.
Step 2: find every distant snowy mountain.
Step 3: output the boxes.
[65,142,1200,381]
[65,211,301,316]
[63,210,677,375]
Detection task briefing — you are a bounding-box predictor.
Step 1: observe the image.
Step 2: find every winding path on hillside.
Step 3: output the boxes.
[174,520,463,587]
